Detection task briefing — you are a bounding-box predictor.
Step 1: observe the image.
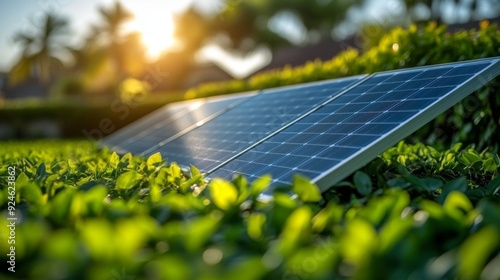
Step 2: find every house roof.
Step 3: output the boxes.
[445,16,500,33]
[2,78,49,99]
[257,37,359,74]
[0,72,7,93]
[183,62,235,89]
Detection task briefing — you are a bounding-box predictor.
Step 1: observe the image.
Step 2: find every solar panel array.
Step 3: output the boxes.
[101,58,500,193]
[143,77,364,171]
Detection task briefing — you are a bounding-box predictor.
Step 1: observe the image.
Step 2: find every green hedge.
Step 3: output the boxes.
[0,98,169,139]
[0,140,499,280]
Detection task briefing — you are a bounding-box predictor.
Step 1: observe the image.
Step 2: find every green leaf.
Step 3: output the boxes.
[120,153,133,163]
[404,175,428,191]
[118,153,132,169]
[232,174,249,203]
[463,151,482,164]
[149,184,162,203]
[387,177,411,189]
[147,152,162,167]
[458,226,500,279]
[438,177,468,204]
[292,174,322,202]
[149,256,190,280]
[35,163,48,179]
[179,174,203,193]
[116,171,138,190]
[49,190,74,225]
[354,171,372,196]
[280,206,312,253]
[16,172,30,187]
[341,218,377,263]
[169,163,182,179]
[477,201,500,228]
[225,258,267,280]
[109,152,120,168]
[250,174,272,197]
[444,191,473,216]
[209,178,238,210]
[22,183,43,205]
[78,180,101,192]
[451,142,463,152]
[420,178,443,192]
[486,175,500,195]
[335,181,354,188]
[483,158,498,172]
[190,165,201,177]
[392,162,411,176]
[186,214,221,251]
[247,213,266,240]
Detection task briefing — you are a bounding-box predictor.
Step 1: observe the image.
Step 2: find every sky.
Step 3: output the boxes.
[0,0,192,71]
[0,0,435,78]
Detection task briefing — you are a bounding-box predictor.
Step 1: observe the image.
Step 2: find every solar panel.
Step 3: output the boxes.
[101,101,189,149]
[209,58,500,192]
[119,94,255,155]
[103,93,256,154]
[143,76,365,171]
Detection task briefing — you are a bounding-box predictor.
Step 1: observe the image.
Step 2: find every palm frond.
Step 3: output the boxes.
[8,55,35,86]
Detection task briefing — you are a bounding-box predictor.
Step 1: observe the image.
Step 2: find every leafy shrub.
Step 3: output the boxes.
[50,75,87,99]
[0,140,499,280]
[119,78,151,104]
[0,100,170,139]
[184,79,248,99]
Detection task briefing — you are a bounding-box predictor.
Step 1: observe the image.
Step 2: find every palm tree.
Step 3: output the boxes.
[97,1,134,79]
[9,13,68,86]
[8,33,37,86]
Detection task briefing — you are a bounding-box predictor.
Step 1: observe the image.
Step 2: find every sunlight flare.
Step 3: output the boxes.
[127,11,177,59]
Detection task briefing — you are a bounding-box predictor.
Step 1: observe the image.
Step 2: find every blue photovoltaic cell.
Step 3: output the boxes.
[114,94,253,155]
[101,103,188,148]
[209,58,500,191]
[145,76,364,171]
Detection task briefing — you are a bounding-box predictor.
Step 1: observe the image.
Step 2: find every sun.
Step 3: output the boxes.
[127,11,177,59]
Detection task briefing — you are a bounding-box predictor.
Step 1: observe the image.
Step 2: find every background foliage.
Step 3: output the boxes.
[2,23,499,150]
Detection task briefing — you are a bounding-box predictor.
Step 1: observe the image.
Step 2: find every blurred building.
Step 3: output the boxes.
[446,16,500,32]
[257,37,359,74]
[183,62,234,89]
[0,72,5,88]
[1,78,49,99]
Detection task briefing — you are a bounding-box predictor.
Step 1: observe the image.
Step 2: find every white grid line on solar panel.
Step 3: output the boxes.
[208,59,497,186]
[101,103,188,148]
[115,96,248,154]
[143,77,364,171]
